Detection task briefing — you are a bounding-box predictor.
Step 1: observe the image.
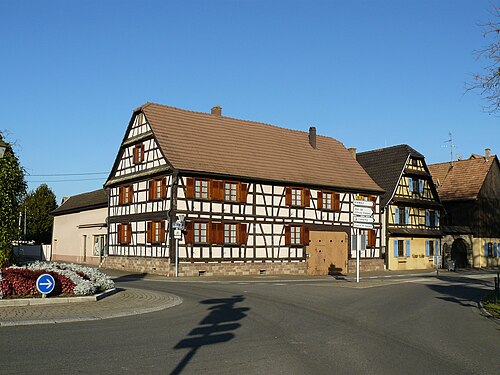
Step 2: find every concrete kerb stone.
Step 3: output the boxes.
[0,288,183,327]
[478,301,500,325]
[0,288,119,307]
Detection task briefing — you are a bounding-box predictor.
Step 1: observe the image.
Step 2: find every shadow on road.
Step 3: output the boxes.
[427,276,494,308]
[170,295,249,375]
[111,273,148,283]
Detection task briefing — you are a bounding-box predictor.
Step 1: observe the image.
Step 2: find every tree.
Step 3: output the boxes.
[0,132,26,266]
[22,184,57,245]
[467,5,500,114]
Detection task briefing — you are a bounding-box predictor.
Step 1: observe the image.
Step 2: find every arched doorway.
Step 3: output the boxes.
[451,238,468,268]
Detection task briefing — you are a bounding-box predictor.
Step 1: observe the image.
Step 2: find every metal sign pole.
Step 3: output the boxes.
[175,238,179,277]
[356,228,360,283]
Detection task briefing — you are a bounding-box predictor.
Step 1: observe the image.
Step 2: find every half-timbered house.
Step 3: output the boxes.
[356,145,443,270]
[103,103,384,276]
[429,149,500,268]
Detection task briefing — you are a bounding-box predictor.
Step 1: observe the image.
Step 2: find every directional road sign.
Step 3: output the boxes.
[353,222,374,229]
[36,273,55,295]
[353,199,374,207]
[353,206,373,216]
[353,215,374,223]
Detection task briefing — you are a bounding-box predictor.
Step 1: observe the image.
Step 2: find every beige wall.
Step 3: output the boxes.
[387,237,440,270]
[51,207,107,266]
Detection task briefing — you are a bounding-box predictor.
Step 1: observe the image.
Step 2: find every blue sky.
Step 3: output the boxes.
[1,0,498,202]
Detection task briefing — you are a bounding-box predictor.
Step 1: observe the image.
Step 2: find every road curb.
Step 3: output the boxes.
[0,288,118,306]
[478,301,500,325]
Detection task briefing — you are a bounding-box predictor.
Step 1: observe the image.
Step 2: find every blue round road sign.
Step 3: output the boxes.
[36,273,55,295]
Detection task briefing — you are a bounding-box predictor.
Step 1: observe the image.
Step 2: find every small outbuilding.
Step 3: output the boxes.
[51,189,108,265]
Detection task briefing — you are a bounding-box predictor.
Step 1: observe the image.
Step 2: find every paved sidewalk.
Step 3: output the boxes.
[0,287,182,327]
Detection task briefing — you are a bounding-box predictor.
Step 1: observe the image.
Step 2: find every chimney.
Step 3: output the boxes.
[348,147,357,159]
[211,105,222,116]
[485,148,491,161]
[309,127,317,149]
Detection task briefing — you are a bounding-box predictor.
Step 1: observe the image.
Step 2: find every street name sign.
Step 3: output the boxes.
[353,222,374,229]
[36,274,55,295]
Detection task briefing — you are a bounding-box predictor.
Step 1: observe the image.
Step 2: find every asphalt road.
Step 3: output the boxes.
[0,274,498,375]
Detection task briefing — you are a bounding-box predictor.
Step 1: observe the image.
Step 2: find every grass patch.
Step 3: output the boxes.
[482,292,500,319]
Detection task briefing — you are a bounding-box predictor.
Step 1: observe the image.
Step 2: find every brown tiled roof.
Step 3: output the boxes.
[51,189,108,216]
[138,103,383,193]
[356,144,425,206]
[428,155,497,201]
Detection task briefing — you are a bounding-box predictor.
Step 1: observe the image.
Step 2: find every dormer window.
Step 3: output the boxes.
[133,144,145,164]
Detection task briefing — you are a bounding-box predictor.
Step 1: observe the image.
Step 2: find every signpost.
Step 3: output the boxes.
[173,215,186,278]
[353,199,375,283]
[36,273,55,297]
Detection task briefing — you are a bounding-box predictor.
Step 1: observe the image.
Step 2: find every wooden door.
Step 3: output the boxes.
[306,231,348,275]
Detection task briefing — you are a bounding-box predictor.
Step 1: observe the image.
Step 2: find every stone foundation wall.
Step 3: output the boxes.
[101,256,306,277]
[101,256,174,276]
[348,258,385,273]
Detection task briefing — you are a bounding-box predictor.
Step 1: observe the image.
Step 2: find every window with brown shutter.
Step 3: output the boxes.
[147,221,166,244]
[133,144,145,164]
[333,193,340,211]
[148,178,167,201]
[119,185,133,205]
[194,179,210,200]
[286,225,309,246]
[118,223,132,245]
[368,229,376,248]
[318,191,340,211]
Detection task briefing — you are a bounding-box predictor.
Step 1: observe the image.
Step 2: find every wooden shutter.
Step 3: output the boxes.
[186,178,195,199]
[425,240,430,256]
[147,222,152,244]
[161,177,167,199]
[303,189,310,207]
[214,180,224,201]
[284,226,291,246]
[239,183,248,203]
[210,222,223,245]
[333,193,340,211]
[317,192,323,209]
[285,187,292,206]
[301,226,310,245]
[185,221,194,244]
[394,240,399,258]
[133,146,139,164]
[148,180,154,201]
[126,224,132,244]
[237,223,248,245]
[160,221,166,243]
[128,185,134,203]
[117,224,123,244]
[406,240,411,257]
[368,229,376,247]
[119,187,124,205]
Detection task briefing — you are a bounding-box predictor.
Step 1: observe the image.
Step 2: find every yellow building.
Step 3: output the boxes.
[357,145,443,271]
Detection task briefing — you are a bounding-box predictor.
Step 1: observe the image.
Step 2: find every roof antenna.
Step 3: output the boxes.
[442,132,457,163]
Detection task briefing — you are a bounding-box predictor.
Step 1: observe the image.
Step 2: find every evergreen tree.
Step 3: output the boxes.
[22,184,57,244]
[0,132,26,266]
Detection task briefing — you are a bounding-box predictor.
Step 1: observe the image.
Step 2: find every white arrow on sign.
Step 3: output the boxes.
[354,206,373,216]
[353,200,374,207]
[39,279,53,288]
[353,215,374,223]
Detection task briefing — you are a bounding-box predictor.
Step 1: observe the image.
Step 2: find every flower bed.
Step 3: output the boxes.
[0,261,114,299]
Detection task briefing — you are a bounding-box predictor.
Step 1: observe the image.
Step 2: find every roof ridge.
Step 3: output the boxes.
[140,102,336,140]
